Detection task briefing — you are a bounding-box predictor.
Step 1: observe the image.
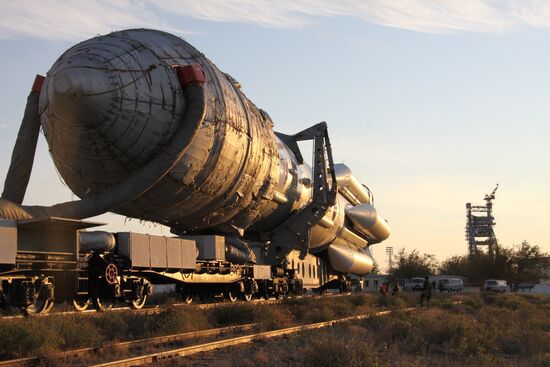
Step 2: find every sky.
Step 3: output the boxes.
[1,1,549,270]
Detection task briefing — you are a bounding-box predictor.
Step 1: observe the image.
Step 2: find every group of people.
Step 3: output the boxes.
[379,276,433,307]
[379,281,400,296]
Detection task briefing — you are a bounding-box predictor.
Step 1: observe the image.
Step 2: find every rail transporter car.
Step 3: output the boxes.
[0,29,390,315]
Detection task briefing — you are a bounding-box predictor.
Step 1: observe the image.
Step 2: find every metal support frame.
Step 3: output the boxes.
[466,184,499,257]
[267,122,337,265]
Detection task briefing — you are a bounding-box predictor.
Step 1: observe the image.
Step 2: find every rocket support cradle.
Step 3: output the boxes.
[0,29,389,276]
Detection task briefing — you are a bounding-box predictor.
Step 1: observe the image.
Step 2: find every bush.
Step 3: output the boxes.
[211,304,255,326]
[348,293,376,307]
[375,294,406,309]
[303,327,384,367]
[0,320,60,358]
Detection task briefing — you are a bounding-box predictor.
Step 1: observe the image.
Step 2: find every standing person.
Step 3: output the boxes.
[420,276,432,307]
[380,281,389,296]
[391,281,399,296]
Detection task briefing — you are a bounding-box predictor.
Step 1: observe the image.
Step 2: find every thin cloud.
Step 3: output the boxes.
[0,0,190,41]
[0,124,8,129]
[158,0,511,33]
[2,0,550,41]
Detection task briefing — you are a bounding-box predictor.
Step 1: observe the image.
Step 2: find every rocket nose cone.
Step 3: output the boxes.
[49,60,112,98]
[51,67,104,96]
[52,72,72,95]
[42,64,112,128]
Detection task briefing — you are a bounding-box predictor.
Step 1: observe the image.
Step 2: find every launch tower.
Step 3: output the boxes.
[465,185,499,257]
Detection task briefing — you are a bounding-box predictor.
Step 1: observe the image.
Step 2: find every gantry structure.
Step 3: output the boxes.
[465,185,499,257]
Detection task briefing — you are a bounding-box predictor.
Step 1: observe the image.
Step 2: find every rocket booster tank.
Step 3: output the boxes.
[1,29,390,275]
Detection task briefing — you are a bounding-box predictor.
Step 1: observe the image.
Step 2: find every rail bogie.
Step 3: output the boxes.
[0,220,332,315]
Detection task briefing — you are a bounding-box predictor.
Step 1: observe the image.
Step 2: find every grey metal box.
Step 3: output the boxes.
[118,232,150,268]
[166,237,183,269]
[0,220,17,265]
[180,239,198,270]
[253,265,272,280]
[118,233,198,270]
[150,235,167,268]
[185,235,225,261]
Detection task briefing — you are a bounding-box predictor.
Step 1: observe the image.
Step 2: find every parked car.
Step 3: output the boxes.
[411,277,425,291]
[438,278,464,292]
[484,279,507,292]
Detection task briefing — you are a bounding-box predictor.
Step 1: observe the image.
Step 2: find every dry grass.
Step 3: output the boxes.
[0,306,211,360]
[179,292,550,367]
[1,292,548,367]
[0,293,375,360]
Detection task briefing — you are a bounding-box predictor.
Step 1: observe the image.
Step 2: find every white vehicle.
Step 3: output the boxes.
[438,278,464,292]
[484,279,507,292]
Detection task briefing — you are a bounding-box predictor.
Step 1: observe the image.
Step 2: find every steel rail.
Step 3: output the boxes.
[0,323,257,367]
[91,307,416,367]
[0,292,344,320]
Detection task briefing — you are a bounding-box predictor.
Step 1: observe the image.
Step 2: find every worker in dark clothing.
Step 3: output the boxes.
[380,282,389,296]
[420,276,432,307]
[391,281,399,296]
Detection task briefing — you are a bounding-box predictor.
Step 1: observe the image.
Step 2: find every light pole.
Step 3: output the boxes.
[386,246,394,272]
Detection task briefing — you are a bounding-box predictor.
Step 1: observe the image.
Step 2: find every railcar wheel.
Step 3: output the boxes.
[93,297,115,312]
[129,294,147,310]
[182,293,194,304]
[241,292,253,302]
[225,290,238,302]
[25,298,54,315]
[72,297,90,312]
[24,281,55,316]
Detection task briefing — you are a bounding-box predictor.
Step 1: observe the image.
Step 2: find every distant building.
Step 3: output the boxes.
[363,274,390,292]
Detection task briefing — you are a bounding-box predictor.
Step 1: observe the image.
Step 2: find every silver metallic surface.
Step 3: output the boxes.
[225,237,257,264]
[345,203,391,243]
[1,29,391,276]
[334,164,373,205]
[79,231,116,253]
[327,244,374,275]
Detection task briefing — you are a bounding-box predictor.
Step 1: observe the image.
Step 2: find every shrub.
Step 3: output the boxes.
[211,304,255,326]
[303,328,384,367]
[0,320,60,358]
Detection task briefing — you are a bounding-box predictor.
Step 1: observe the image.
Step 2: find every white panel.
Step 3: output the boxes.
[253,265,272,280]
[0,221,17,265]
[180,239,198,270]
[150,235,167,268]
[129,233,150,268]
[166,237,183,269]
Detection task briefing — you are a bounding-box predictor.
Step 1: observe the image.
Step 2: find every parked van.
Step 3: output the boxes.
[438,278,464,292]
[484,279,507,292]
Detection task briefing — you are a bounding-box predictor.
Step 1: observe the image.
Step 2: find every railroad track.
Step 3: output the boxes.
[0,323,257,367]
[0,301,428,367]
[91,307,417,367]
[0,292,345,320]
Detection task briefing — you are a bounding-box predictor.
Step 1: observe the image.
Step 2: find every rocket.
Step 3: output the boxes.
[0,29,389,275]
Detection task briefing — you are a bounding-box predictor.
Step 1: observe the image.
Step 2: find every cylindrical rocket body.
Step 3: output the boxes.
[38,29,389,274]
[40,29,283,233]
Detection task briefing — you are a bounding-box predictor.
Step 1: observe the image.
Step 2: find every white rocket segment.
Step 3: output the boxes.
[345,203,390,243]
[334,164,373,205]
[327,244,373,275]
